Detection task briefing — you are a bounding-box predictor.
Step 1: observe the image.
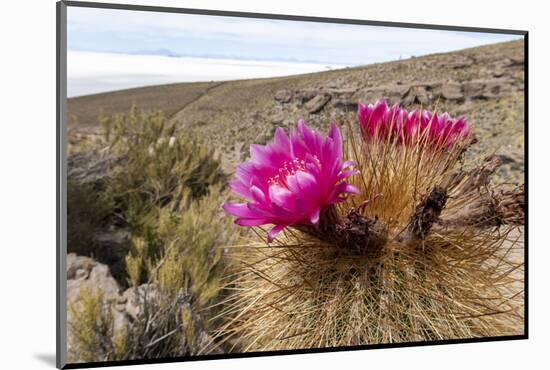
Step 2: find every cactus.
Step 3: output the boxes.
[218,102,524,351]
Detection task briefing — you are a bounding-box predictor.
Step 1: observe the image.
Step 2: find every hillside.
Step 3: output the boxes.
[68,39,525,183]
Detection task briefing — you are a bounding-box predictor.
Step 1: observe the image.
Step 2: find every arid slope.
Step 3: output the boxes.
[68,40,525,182]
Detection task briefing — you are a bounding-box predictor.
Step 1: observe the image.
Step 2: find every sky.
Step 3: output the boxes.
[67,6,520,97]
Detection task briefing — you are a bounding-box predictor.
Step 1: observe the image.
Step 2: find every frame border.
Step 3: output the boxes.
[63,0,527,34]
[56,1,528,368]
[57,1,68,369]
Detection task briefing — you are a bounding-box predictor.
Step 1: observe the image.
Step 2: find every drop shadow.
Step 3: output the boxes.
[34,353,57,367]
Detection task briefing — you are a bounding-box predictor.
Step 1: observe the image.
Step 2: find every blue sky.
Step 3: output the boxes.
[68,7,519,66]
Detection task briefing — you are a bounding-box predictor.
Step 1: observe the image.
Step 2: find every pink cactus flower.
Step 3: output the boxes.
[223,120,360,242]
[358,100,470,147]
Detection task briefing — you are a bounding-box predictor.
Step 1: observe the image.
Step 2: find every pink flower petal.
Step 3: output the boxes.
[309,207,321,224]
[268,224,288,243]
[235,218,272,227]
[269,185,296,210]
[222,202,257,218]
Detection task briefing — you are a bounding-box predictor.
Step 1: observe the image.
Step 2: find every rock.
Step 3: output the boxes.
[401,85,430,105]
[67,254,121,305]
[88,264,121,303]
[274,90,292,104]
[74,268,88,280]
[67,253,96,280]
[462,78,514,100]
[481,79,512,99]
[462,80,486,97]
[66,254,128,334]
[506,57,524,67]
[270,111,285,125]
[358,84,408,106]
[304,94,331,113]
[123,284,160,320]
[333,99,358,112]
[66,255,225,357]
[298,89,321,104]
[431,82,463,101]
[68,151,123,187]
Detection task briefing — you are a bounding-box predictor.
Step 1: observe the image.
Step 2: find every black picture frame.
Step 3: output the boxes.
[56,1,528,368]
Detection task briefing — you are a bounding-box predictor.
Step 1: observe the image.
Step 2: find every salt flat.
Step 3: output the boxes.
[67,51,344,97]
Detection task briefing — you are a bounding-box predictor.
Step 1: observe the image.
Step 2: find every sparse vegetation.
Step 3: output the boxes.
[67,107,234,362]
[68,288,127,362]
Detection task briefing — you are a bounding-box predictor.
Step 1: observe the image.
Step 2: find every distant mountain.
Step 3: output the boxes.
[132,48,181,57]
[128,49,341,65]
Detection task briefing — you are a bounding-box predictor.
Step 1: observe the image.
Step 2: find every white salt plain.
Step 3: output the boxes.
[67,51,346,97]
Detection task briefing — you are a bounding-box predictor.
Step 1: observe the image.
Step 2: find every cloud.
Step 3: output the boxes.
[67,6,519,65]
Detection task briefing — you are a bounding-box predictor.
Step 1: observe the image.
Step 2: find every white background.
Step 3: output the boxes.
[0,0,546,369]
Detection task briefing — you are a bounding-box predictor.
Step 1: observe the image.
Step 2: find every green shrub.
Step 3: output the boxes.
[102,105,226,209]
[68,107,234,360]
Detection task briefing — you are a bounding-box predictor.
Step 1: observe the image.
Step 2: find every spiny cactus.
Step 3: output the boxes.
[217,101,524,351]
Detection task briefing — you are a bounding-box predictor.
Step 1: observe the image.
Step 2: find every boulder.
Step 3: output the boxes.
[66,254,128,333]
[274,90,292,104]
[431,82,463,101]
[462,78,512,100]
[66,254,121,305]
[462,80,486,97]
[68,151,123,187]
[401,85,430,105]
[67,253,96,281]
[304,94,331,113]
[480,79,512,99]
[298,89,321,104]
[357,84,408,106]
